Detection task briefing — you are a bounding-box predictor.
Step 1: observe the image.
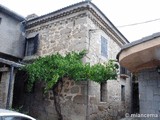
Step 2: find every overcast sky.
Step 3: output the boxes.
[1,0,160,42]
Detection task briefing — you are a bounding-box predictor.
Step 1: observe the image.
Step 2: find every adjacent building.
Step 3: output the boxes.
[118,33,160,120]
[0,4,25,108]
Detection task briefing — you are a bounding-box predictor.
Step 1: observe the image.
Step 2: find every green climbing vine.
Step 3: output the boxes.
[22,50,119,92]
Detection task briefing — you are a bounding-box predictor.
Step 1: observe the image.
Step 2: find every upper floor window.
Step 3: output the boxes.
[25,34,38,56]
[101,36,108,57]
[120,66,127,74]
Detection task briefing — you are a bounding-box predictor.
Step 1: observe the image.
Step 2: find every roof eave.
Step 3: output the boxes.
[117,32,160,61]
[0,4,25,21]
[26,1,129,45]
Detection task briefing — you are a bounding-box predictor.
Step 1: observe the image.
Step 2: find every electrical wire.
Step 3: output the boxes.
[117,18,160,28]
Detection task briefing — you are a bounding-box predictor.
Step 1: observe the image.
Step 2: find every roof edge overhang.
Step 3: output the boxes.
[26,1,129,45]
[0,4,25,21]
[117,32,160,60]
[117,33,160,72]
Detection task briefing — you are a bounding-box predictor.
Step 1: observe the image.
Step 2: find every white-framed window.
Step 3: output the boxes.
[101,36,108,57]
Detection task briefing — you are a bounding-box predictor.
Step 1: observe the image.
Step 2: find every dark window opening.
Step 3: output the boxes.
[25,34,38,56]
[121,85,125,101]
[100,83,107,102]
[120,66,127,74]
[13,70,35,112]
[101,36,108,57]
[132,75,139,113]
[24,80,35,93]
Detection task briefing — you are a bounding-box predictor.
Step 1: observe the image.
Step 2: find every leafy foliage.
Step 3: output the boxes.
[22,50,118,92]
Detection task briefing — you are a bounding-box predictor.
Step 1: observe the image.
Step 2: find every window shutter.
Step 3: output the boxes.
[25,34,39,56]
[33,34,38,54]
[101,36,108,57]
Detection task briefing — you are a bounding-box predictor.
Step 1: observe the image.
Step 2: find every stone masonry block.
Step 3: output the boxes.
[146,87,153,101]
[75,17,86,25]
[60,28,71,34]
[70,86,80,94]
[73,95,86,104]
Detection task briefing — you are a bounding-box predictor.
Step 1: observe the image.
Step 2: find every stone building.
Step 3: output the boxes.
[1,1,132,120]
[118,33,160,120]
[0,5,25,108]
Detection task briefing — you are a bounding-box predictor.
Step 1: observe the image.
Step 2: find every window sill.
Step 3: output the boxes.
[120,74,129,79]
[23,55,39,63]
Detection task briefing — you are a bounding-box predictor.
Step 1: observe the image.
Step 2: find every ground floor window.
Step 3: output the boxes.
[121,85,125,101]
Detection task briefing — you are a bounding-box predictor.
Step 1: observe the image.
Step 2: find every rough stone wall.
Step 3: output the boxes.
[88,77,131,120]
[57,78,88,120]
[26,11,88,58]
[85,14,132,120]
[138,68,160,120]
[0,68,16,108]
[23,10,132,120]
[13,77,88,120]
[83,16,121,64]
[0,71,10,108]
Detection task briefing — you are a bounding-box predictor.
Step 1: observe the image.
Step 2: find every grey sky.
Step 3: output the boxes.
[1,0,160,42]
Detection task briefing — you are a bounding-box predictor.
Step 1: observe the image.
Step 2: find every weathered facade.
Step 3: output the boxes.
[0,5,25,109]
[1,1,132,120]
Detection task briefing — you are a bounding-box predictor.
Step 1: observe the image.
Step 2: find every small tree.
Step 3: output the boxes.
[22,50,118,119]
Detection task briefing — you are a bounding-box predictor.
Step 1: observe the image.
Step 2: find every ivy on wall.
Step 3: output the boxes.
[22,50,118,92]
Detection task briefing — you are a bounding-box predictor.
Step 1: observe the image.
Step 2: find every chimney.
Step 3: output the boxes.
[26,14,38,21]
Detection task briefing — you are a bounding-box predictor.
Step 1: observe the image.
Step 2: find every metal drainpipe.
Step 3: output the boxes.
[6,65,14,109]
